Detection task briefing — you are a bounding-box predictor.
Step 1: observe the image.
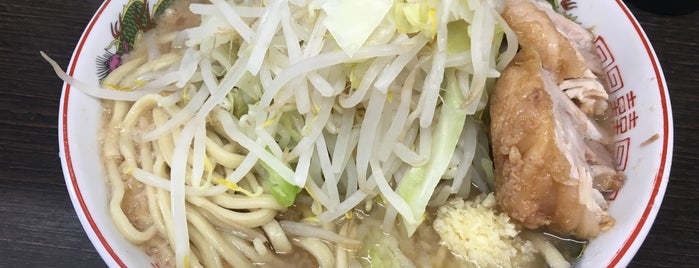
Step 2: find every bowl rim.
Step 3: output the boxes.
[597,2,673,266]
[58,2,128,267]
[57,0,674,267]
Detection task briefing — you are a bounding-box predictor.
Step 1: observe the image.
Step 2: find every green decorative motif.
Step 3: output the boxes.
[97,0,176,80]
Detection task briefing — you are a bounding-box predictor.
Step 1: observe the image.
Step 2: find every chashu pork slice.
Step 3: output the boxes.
[503,0,609,116]
[490,48,621,239]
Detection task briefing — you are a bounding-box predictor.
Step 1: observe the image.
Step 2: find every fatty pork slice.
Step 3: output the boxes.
[490,48,621,239]
[503,0,609,117]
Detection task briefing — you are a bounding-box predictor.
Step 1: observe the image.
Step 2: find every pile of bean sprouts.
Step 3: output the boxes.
[43,0,518,266]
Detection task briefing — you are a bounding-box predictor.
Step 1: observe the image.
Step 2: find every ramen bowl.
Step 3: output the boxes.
[58,0,673,267]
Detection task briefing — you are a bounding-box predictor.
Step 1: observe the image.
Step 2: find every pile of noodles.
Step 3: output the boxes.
[44,0,518,266]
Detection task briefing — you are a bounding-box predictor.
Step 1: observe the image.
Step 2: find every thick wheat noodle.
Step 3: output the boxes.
[140,88,209,142]
[196,207,269,242]
[210,193,285,210]
[252,238,272,260]
[105,159,157,244]
[152,107,176,165]
[261,219,293,253]
[137,117,155,172]
[104,101,157,244]
[119,52,182,88]
[143,151,172,249]
[186,196,277,228]
[223,232,284,265]
[150,110,221,181]
[205,129,223,144]
[224,233,262,261]
[146,185,168,239]
[140,135,169,239]
[120,94,162,132]
[185,206,254,268]
[188,224,224,268]
[243,172,263,191]
[103,101,130,158]
[102,56,147,86]
[205,137,245,168]
[156,186,175,246]
[293,237,335,268]
[187,250,205,268]
[119,132,138,168]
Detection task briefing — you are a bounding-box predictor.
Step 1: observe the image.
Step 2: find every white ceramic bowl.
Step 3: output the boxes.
[58,0,673,267]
